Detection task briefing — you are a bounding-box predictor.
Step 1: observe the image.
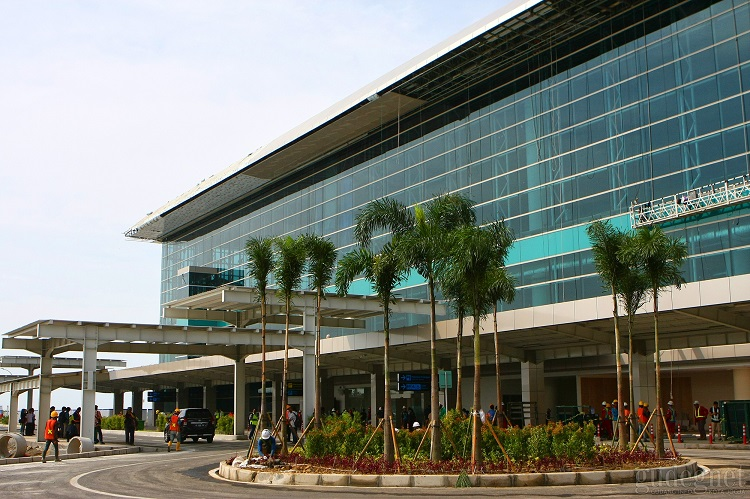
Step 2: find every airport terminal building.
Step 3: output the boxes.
[124,0,750,425]
[5,0,750,436]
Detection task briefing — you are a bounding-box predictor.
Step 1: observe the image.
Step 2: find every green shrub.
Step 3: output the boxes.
[527,424,552,461]
[102,414,124,430]
[155,411,168,430]
[0,415,8,425]
[216,414,233,434]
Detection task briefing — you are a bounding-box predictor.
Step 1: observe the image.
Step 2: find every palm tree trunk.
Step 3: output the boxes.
[315,290,322,429]
[653,288,664,457]
[455,310,464,412]
[259,298,267,431]
[281,296,290,456]
[612,291,626,450]
[471,313,482,470]
[383,306,394,463]
[628,315,636,444]
[428,278,442,461]
[493,303,501,423]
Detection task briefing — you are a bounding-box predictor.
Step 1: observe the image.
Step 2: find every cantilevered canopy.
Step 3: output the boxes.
[2,319,309,358]
[162,286,442,328]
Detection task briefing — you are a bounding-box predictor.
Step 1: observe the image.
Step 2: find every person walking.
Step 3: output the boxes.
[248,408,259,441]
[665,401,676,437]
[167,408,181,452]
[94,405,105,444]
[124,407,137,445]
[24,408,36,436]
[710,401,722,441]
[694,401,709,440]
[71,407,81,438]
[41,410,61,463]
[285,405,298,444]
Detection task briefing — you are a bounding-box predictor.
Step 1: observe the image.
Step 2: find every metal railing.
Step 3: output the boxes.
[630,174,750,228]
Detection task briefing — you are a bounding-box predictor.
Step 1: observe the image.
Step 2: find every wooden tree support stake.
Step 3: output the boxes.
[352,418,385,470]
[629,409,657,454]
[413,420,433,460]
[290,418,316,455]
[484,420,512,471]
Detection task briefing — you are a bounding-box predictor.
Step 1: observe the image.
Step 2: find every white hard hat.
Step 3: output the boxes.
[668,401,673,405]
[412,422,421,428]
[602,401,606,406]
[694,400,700,405]
[261,429,271,440]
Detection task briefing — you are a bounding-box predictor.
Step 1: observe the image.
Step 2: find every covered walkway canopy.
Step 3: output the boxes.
[1,288,438,441]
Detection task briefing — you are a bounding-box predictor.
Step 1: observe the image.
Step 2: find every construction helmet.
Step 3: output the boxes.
[50,411,59,418]
[261,429,271,440]
[174,408,180,413]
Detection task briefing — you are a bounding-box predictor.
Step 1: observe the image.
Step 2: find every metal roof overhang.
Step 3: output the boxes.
[126,0,664,242]
[162,286,442,328]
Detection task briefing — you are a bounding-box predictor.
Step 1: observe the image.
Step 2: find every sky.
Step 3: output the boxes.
[0,0,511,411]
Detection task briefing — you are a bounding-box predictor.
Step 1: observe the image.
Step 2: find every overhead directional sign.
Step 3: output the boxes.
[397,373,430,392]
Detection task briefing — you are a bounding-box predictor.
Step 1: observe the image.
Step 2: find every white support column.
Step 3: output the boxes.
[37,356,53,442]
[204,381,217,412]
[8,388,19,433]
[370,367,384,426]
[631,352,656,408]
[733,368,750,400]
[301,346,315,425]
[521,360,545,426]
[301,307,315,426]
[80,338,98,441]
[233,357,248,438]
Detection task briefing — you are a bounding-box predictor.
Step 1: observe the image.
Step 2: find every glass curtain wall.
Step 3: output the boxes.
[161,0,750,328]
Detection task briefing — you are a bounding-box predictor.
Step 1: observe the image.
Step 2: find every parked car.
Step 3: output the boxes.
[163,408,216,443]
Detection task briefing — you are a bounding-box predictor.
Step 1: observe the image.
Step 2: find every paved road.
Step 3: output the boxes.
[2,431,750,498]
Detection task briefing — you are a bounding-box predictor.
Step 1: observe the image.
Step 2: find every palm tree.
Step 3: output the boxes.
[617,250,648,444]
[245,236,275,431]
[440,220,513,470]
[335,242,409,463]
[273,235,308,455]
[441,277,468,413]
[587,220,629,449]
[356,193,476,461]
[301,233,337,429]
[623,225,687,457]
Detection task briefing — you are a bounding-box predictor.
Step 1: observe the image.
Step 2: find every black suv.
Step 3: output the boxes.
[163,408,216,443]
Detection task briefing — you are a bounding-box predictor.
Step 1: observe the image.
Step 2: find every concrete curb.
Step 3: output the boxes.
[217,459,700,487]
[0,445,141,465]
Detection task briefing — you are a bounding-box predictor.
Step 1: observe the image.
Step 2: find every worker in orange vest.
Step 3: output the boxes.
[167,408,182,452]
[42,411,61,463]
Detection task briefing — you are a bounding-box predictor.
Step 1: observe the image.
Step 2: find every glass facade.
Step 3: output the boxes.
[160,0,750,330]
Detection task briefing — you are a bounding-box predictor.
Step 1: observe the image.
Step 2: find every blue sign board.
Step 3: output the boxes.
[397,373,430,392]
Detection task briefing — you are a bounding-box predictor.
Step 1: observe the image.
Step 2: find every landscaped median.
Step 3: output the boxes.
[216,459,700,487]
[216,414,702,487]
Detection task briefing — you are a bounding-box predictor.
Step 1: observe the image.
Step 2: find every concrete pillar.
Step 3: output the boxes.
[8,388,19,433]
[176,386,189,410]
[37,356,53,442]
[113,390,124,415]
[301,346,315,426]
[370,366,384,426]
[631,352,656,408]
[521,360,545,426]
[24,367,34,411]
[233,357,248,437]
[80,338,98,441]
[271,374,281,427]
[132,390,143,422]
[204,382,217,412]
